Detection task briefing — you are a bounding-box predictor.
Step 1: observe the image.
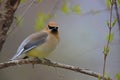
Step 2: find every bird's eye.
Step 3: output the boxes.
[56,27,58,29]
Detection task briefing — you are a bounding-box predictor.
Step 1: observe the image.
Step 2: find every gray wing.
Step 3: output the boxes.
[11,31,48,60]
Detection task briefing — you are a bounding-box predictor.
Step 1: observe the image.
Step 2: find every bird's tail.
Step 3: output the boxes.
[10,48,25,60]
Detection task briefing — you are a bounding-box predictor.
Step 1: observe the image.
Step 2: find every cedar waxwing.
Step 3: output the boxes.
[11,21,59,60]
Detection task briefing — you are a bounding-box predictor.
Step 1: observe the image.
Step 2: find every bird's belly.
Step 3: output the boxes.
[26,37,58,59]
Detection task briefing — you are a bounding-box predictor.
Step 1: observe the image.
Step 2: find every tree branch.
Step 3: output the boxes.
[0,0,20,51]
[114,0,120,30]
[0,59,111,80]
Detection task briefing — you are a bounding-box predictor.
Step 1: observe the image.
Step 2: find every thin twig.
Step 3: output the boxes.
[114,0,120,30]
[103,55,107,79]
[0,59,111,80]
[103,0,113,79]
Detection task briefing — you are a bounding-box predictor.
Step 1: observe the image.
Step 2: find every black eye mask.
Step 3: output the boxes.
[48,25,58,30]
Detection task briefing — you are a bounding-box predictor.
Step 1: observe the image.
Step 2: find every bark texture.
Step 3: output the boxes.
[0,0,20,51]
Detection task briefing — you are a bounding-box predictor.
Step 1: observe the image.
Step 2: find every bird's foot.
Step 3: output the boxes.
[43,58,51,63]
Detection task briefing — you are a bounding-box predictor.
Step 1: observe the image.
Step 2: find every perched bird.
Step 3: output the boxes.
[11,21,59,60]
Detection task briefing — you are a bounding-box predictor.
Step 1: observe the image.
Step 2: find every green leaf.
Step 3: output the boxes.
[34,13,54,31]
[105,73,110,80]
[116,73,120,80]
[106,20,110,28]
[37,0,43,3]
[72,4,81,14]
[21,0,26,3]
[118,0,120,6]
[15,16,23,26]
[98,74,101,80]
[35,13,45,31]
[106,0,111,8]
[106,32,114,43]
[0,0,2,3]
[103,45,109,55]
[112,19,117,27]
[61,1,70,14]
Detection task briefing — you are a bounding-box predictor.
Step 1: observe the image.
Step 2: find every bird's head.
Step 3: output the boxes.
[45,21,59,34]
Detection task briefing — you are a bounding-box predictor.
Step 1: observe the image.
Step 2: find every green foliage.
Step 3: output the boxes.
[103,45,109,55]
[112,19,117,27]
[35,13,46,31]
[116,73,120,80]
[106,32,114,43]
[106,19,116,28]
[72,4,81,14]
[61,1,70,14]
[15,16,23,26]
[106,20,110,28]
[104,73,110,80]
[61,1,82,15]
[97,74,101,80]
[37,0,43,3]
[35,13,54,31]
[21,0,26,3]
[106,0,111,8]
[118,0,120,6]
[0,0,2,3]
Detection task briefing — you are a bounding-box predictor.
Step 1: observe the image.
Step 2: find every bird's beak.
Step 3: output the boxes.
[52,27,58,33]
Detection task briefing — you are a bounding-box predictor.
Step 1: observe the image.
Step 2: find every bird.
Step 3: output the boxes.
[11,21,59,60]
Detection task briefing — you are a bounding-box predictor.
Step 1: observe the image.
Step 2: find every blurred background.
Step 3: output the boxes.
[0,0,120,80]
